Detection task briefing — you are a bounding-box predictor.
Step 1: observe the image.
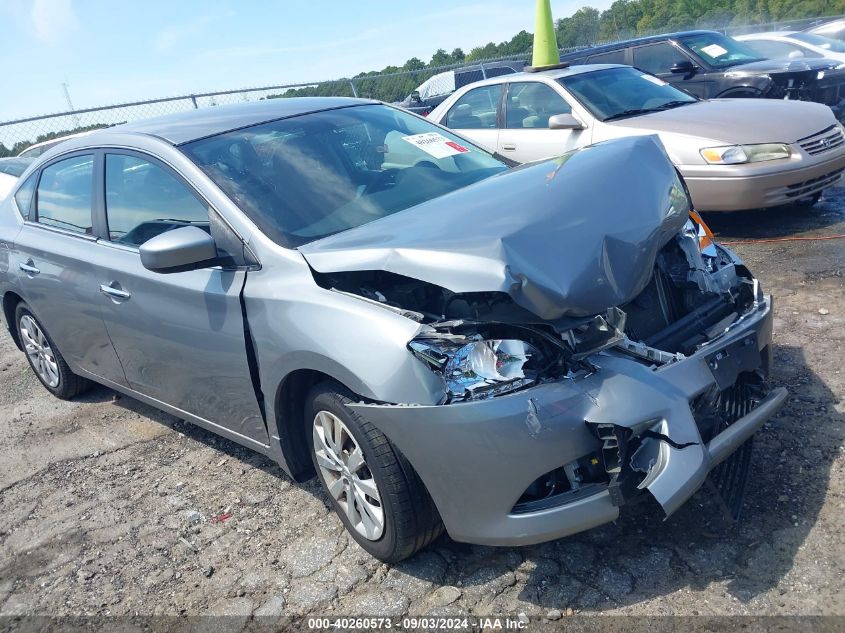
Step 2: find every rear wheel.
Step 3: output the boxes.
[15,302,91,399]
[306,381,443,562]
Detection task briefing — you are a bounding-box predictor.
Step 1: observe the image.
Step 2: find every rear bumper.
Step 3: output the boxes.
[352,297,783,546]
[680,152,845,211]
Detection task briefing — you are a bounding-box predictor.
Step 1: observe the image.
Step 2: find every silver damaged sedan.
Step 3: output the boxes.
[0,99,787,562]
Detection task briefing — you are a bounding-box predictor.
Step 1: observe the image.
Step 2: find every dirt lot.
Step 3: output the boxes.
[0,189,843,622]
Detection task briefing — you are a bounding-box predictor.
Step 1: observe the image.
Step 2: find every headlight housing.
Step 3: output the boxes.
[409,337,543,401]
[700,143,790,165]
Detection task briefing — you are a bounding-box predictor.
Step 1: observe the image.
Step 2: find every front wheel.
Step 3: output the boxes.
[306,381,443,562]
[15,302,91,399]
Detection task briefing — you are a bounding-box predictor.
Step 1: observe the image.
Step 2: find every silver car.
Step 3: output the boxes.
[429,64,845,211]
[0,99,786,562]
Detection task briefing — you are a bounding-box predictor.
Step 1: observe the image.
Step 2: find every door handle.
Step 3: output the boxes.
[501,144,517,151]
[99,283,131,302]
[19,261,40,276]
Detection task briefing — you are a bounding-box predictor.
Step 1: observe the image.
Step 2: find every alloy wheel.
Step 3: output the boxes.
[312,410,385,540]
[19,315,60,388]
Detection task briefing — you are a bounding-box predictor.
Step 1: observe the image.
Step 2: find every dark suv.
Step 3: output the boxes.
[560,30,845,119]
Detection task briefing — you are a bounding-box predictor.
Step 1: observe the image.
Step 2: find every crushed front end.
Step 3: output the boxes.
[347,213,785,545]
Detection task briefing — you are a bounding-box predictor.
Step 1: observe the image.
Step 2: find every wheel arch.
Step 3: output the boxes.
[274,367,364,481]
[715,86,764,99]
[1,291,24,351]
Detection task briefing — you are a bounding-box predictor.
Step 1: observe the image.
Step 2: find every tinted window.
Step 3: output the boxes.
[560,66,697,121]
[105,154,209,247]
[14,173,37,218]
[445,85,502,129]
[633,43,688,74]
[586,49,627,64]
[485,66,518,78]
[680,33,763,68]
[454,69,484,89]
[35,155,93,234]
[743,39,816,59]
[183,104,507,248]
[506,82,572,129]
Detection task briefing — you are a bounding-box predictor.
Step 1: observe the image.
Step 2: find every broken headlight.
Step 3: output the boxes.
[409,337,542,401]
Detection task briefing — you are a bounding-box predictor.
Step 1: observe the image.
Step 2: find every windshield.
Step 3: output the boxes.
[182,104,508,248]
[790,31,845,52]
[559,67,697,122]
[680,33,764,68]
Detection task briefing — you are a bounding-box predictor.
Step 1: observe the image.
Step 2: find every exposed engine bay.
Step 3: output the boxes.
[313,214,760,404]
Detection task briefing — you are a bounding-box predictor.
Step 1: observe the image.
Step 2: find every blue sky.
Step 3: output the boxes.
[0,0,612,121]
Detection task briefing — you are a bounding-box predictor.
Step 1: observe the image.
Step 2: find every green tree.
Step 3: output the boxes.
[556,7,601,47]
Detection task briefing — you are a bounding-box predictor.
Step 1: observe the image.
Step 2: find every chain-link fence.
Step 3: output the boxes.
[0,54,541,156]
[1,14,842,155]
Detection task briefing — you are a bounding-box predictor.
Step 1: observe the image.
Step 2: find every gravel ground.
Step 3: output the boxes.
[0,189,842,621]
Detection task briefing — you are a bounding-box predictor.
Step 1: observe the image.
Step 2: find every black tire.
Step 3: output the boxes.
[15,302,91,399]
[305,381,443,562]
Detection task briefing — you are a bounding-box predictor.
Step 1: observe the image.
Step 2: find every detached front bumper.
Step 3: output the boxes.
[351,296,784,546]
[680,152,845,211]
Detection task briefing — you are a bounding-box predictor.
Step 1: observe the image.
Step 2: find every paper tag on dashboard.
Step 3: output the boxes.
[642,74,668,86]
[700,44,727,58]
[402,133,470,159]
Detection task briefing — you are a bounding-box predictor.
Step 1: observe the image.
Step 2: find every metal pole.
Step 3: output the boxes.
[349,80,358,98]
[190,95,198,109]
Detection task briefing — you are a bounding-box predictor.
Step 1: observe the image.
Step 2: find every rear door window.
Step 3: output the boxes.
[444,85,502,129]
[586,49,627,64]
[35,154,94,235]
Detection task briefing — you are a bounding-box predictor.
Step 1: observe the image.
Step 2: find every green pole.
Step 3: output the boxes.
[532,0,560,68]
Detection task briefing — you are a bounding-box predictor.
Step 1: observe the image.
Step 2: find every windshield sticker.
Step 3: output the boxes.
[402,133,470,159]
[642,74,668,86]
[700,43,728,58]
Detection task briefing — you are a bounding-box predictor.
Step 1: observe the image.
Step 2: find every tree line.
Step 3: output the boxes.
[3,0,843,154]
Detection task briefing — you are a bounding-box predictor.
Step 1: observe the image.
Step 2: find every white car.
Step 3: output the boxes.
[16,131,93,159]
[429,63,845,211]
[736,31,845,64]
[0,158,33,200]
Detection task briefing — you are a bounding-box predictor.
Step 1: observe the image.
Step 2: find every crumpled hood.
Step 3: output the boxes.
[609,98,836,145]
[299,135,688,321]
[726,57,841,74]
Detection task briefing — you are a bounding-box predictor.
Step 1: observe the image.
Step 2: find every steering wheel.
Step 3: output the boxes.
[363,168,400,194]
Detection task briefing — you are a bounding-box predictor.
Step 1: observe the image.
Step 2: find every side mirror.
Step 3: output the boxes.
[548,113,585,130]
[669,60,696,76]
[410,91,422,104]
[140,226,218,273]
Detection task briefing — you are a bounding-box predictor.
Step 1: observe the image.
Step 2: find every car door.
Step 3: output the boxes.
[632,42,710,98]
[87,150,268,444]
[440,84,502,153]
[497,81,589,163]
[11,153,128,384]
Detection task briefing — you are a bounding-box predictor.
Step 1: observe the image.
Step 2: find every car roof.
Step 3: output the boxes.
[100,97,377,145]
[559,29,720,59]
[452,63,627,89]
[737,31,797,38]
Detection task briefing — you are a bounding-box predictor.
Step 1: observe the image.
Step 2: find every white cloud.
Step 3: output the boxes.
[30,0,79,43]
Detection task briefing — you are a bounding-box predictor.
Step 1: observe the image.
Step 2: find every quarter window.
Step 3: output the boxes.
[35,155,94,234]
[105,154,209,247]
[445,85,502,129]
[506,83,572,129]
[633,43,687,75]
[14,173,37,219]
